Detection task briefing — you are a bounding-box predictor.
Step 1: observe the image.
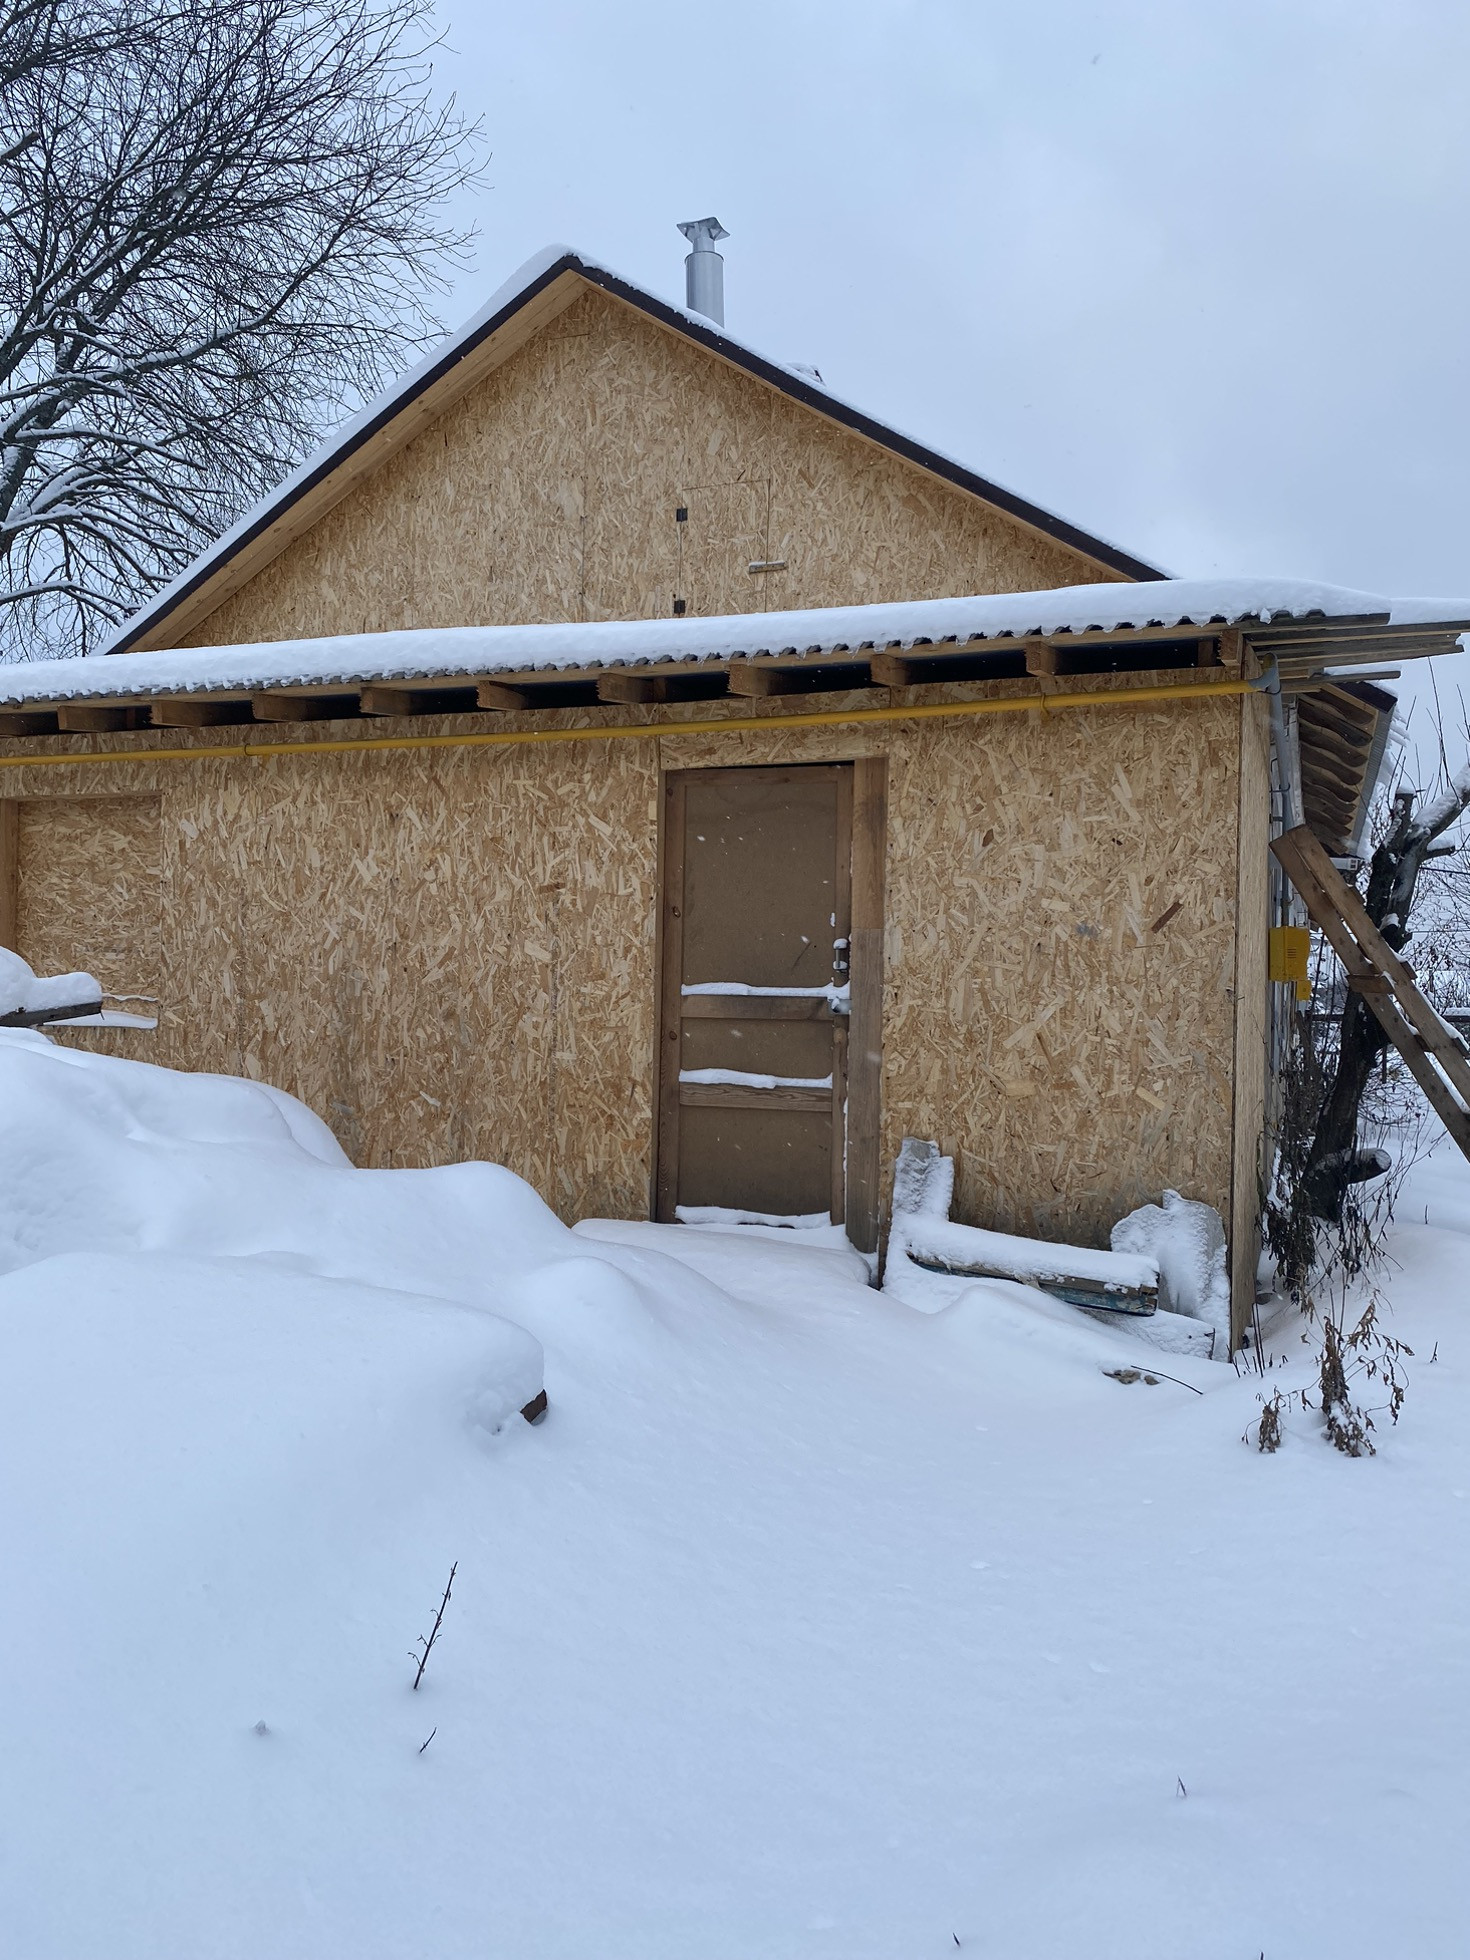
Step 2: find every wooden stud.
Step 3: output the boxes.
[0,799,17,950]
[250,692,359,722]
[725,663,803,696]
[831,763,854,1223]
[1219,628,1245,672]
[477,679,541,711]
[358,685,422,716]
[725,661,871,697]
[654,772,688,1220]
[56,704,133,732]
[1022,640,1060,676]
[596,672,667,705]
[868,651,916,688]
[846,755,888,1256]
[358,684,482,718]
[1228,690,1271,1351]
[150,699,251,727]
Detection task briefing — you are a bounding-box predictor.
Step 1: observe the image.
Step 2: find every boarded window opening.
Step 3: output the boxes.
[9,794,162,1030]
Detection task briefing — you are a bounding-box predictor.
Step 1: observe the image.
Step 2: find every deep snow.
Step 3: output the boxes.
[2,1030,1467,1959]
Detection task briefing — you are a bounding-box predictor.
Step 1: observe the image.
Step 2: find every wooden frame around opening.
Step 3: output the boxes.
[653,757,887,1252]
[0,799,17,951]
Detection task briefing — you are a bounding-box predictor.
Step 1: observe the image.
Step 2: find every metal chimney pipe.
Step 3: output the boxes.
[678,217,728,326]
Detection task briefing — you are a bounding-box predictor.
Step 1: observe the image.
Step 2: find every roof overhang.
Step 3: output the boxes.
[17,576,1467,700]
[4,580,1465,860]
[1294,676,1401,856]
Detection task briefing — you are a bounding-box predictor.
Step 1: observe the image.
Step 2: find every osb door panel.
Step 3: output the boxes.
[674,482,771,617]
[658,765,852,1222]
[12,794,162,1055]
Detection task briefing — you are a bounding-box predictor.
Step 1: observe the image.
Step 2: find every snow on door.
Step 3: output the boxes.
[657,765,853,1223]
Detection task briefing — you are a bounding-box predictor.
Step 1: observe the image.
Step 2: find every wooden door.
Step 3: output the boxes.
[656,763,884,1238]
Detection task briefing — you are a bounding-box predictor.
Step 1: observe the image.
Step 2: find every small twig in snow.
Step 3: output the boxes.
[409,1561,457,1691]
[418,1727,437,1754]
[1143,1367,1205,1396]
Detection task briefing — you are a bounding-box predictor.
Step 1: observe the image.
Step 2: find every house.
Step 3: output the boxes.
[1,245,1464,1349]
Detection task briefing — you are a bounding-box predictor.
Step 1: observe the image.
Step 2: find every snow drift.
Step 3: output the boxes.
[3,1031,1469,1959]
[0,1028,562,1370]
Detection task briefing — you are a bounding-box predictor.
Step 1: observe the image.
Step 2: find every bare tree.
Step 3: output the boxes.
[1301,753,1470,1220]
[0,0,480,659]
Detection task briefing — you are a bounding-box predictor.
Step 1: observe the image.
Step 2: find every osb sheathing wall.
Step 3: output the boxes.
[175,287,1117,650]
[2,678,1254,1252]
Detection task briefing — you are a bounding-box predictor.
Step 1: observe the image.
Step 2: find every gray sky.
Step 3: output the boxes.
[429,0,1470,775]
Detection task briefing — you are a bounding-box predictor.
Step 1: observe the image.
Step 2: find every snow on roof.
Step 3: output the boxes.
[102,245,1164,656]
[6,578,1469,707]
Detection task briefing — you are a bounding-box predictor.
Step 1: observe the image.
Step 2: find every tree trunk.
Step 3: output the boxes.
[1302,781,1469,1218]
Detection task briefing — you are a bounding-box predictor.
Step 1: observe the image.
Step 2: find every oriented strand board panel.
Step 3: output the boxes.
[0,678,1247,1255]
[14,793,162,1062]
[663,687,1243,1243]
[178,287,1121,651]
[1,730,660,1216]
[1229,691,1273,1344]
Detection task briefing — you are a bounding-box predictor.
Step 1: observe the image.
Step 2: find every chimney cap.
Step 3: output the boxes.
[678,216,729,249]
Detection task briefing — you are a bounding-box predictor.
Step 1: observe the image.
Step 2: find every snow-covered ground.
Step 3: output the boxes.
[1,1030,1466,1959]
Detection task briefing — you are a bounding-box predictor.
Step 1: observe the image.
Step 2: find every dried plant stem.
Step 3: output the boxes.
[410,1561,457,1691]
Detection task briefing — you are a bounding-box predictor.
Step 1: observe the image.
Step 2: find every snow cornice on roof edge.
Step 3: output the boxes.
[11,578,1469,707]
[102,246,1165,657]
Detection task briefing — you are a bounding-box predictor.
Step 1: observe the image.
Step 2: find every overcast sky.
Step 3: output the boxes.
[428,0,1470,770]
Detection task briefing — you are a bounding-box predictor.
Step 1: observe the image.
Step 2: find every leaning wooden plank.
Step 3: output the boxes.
[0,998,104,1029]
[1273,825,1470,1098]
[1354,989,1470,1156]
[892,1214,1159,1315]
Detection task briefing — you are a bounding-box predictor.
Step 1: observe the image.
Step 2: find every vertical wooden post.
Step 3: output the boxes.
[653,773,688,1221]
[845,756,888,1255]
[1228,693,1272,1352]
[829,766,854,1224]
[0,800,18,952]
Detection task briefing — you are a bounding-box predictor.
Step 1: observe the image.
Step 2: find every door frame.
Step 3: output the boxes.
[652,755,887,1251]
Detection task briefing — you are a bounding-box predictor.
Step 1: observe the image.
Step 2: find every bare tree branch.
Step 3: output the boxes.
[0,0,482,657]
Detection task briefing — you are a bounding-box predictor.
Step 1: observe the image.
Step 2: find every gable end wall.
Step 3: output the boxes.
[178,289,1121,649]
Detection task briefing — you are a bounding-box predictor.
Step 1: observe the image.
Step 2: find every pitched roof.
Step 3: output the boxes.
[105,246,1165,655]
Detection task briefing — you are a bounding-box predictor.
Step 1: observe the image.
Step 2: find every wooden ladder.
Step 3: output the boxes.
[1271,823,1470,1162]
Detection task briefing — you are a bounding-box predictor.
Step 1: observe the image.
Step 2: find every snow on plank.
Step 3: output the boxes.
[892,1213,1159,1316]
